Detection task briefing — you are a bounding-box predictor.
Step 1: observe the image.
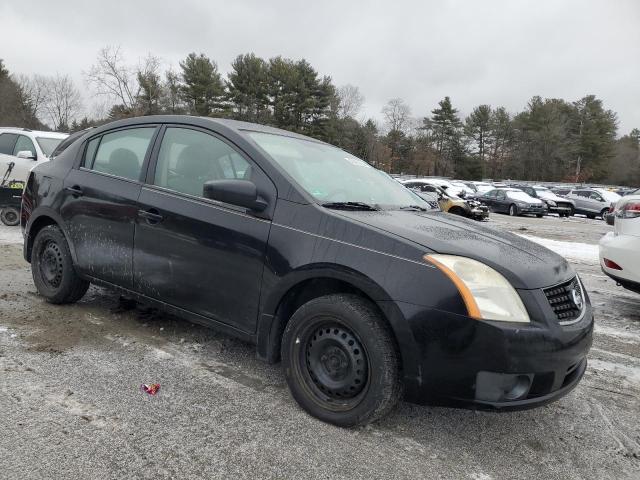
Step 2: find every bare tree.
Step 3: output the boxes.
[382,98,411,133]
[17,74,49,120]
[85,46,137,111]
[337,84,364,119]
[42,74,82,130]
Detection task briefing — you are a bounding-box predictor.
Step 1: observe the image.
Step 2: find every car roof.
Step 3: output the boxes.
[0,127,68,138]
[85,115,328,145]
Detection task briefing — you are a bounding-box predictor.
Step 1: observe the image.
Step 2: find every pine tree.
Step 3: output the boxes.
[179,53,224,116]
[226,53,269,122]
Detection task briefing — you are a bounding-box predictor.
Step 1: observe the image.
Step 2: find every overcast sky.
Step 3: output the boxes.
[1,0,639,133]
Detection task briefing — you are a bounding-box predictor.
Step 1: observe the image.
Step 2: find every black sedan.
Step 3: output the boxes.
[21,116,592,427]
[480,188,548,217]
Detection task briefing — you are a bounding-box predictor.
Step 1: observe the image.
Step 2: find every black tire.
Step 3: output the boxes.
[282,294,402,427]
[569,206,575,216]
[509,204,518,216]
[536,214,543,218]
[600,208,609,219]
[587,214,596,219]
[0,207,20,226]
[31,225,89,304]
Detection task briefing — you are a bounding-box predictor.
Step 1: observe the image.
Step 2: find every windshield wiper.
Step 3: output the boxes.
[322,201,380,211]
[398,205,429,212]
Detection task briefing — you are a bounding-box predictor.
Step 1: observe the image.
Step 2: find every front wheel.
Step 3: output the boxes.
[0,207,19,226]
[31,225,89,304]
[600,208,609,219]
[282,294,402,427]
[509,204,518,216]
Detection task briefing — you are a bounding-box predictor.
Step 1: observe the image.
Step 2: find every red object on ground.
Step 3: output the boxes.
[141,383,161,395]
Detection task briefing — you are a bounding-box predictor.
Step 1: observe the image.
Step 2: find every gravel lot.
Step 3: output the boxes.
[1,214,639,479]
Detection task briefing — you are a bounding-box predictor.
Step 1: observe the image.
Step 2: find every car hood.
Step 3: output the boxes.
[335,210,573,290]
[538,191,571,203]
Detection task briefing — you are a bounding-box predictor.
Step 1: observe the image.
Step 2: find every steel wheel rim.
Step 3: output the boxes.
[3,210,18,223]
[39,240,64,288]
[297,319,370,411]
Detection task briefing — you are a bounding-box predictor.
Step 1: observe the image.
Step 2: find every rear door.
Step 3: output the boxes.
[61,125,159,288]
[133,125,275,333]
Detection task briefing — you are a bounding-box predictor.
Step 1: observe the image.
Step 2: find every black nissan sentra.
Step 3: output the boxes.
[21,116,593,427]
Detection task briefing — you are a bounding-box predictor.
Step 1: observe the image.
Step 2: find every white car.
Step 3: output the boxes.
[0,128,68,184]
[599,193,640,294]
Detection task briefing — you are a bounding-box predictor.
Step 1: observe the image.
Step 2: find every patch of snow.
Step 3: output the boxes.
[589,358,640,384]
[0,225,23,245]
[0,326,8,333]
[594,325,639,343]
[517,234,599,265]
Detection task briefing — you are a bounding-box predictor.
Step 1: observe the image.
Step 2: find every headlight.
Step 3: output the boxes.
[424,254,530,323]
[517,202,527,207]
[546,200,557,207]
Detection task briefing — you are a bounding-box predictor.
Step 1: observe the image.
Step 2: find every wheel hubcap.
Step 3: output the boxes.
[39,241,63,288]
[3,211,17,222]
[305,324,368,400]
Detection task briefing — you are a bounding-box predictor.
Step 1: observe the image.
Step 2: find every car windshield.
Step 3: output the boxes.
[507,191,534,202]
[36,137,65,156]
[248,132,429,209]
[597,190,621,203]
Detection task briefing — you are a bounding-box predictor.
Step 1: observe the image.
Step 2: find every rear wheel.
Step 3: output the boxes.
[0,207,19,226]
[509,204,518,216]
[587,214,596,219]
[31,225,89,304]
[282,294,402,427]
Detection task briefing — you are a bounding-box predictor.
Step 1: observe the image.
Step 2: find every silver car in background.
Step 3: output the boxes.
[566,188,621,219]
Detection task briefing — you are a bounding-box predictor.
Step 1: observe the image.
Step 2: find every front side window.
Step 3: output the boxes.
[153,127,250,198]
[13,135,36,156]
[0,133,18,155]
[89,128,155,181]
[247,131,428,209]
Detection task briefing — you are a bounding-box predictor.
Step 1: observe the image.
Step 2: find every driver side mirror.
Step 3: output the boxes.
[203,179,267,211]
[17,150,37,160]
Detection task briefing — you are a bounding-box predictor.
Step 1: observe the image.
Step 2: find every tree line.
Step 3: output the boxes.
[1,47,638,186]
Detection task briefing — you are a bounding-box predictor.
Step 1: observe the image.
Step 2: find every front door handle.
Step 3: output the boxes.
[138,208,164,224]
[64,186,83,197]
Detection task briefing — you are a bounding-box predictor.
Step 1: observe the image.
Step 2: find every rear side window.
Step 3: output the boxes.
[88,128,155,181]
[0,133,18,155]
[13,135,37,156]
[153,127,250,198]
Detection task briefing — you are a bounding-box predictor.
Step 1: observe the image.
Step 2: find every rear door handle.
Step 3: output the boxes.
[64,186,83,197]
[138,208,164,224]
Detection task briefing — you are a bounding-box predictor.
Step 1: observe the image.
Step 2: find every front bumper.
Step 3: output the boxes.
[519,205,547,215]
[470,206,489,220]
[548,205,572,215]
[391,291,593,409]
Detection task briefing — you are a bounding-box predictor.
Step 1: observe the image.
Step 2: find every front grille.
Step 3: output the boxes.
[544,278,584,324]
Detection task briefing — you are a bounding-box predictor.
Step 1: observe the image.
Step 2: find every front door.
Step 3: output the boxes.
[133,126,275,333]
[60,126,158,288]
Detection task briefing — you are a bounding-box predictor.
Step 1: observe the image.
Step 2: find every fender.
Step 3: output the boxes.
[256,263,422,394]
[24,207,77,264]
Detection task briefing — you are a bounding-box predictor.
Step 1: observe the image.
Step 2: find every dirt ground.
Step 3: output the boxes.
[0,214,639,480]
